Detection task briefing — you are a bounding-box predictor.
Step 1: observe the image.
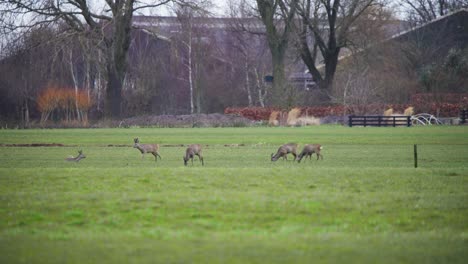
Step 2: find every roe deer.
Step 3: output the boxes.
[65,150,86,162]
[297,144,323,162]
[133,138,162,161]
[183,144,204,166]
[271,143,298,161]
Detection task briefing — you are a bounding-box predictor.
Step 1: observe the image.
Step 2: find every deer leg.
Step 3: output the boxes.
[197,154,204,166]
[156,152,162,160]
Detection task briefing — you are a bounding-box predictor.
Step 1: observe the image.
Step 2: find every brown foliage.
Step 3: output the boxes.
[268,111,280,126]
[37,85,93,125]
[287,108,301,126]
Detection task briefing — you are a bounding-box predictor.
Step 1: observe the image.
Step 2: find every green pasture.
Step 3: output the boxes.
[0,126,467,263]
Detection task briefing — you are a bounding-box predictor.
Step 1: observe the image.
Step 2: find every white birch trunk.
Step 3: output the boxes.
[188,29,194,114]
[69,50,81,122]
[245,59,253,107]
[254,68,266,107]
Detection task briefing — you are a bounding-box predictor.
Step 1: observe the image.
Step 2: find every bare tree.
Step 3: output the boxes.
[294,0,383,93]
[0,0,176,118]
[256,0,299,107]
[227,0,272,107]
[122,28,175,116]
[176,7,197,114]
[0,27,57,127]
[172,4,214,114]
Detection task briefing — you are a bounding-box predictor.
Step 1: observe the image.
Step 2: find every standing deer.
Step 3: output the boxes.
[133,138,162,161]
[183,144,204,166]
[296,144,323,162]
[271,143,298,161]
[65,150,86,162]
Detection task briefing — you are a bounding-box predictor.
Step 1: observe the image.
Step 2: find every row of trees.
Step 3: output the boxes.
[0,0,467,126]
[1,0,176,120]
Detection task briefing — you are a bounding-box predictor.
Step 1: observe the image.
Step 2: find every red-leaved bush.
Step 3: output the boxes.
[225,94,467,121]
[37,85,93,125]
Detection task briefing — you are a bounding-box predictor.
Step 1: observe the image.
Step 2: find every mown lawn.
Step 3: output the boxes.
[0,126,467,263]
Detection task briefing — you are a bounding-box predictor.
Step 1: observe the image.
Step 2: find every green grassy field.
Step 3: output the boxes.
[0,126,467,263]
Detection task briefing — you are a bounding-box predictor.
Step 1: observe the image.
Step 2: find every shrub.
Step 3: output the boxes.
[37,85,93,126]
[225,99,466,122]
[268,111,280,126]
[287,108,301,126]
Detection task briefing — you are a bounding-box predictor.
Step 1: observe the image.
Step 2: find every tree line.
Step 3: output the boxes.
[0,0,467,127]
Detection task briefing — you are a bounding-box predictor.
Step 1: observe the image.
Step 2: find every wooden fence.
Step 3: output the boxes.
[461,109,467,124]
[348,115,411,127]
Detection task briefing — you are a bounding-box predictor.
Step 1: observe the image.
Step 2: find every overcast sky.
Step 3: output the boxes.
[130,0,232,16]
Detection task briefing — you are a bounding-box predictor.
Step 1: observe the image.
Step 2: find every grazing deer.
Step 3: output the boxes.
[297,144,323,162]
[133,138,162,161]
[65,150,86,162]
[183,144,204,166]
[271,143,298,161]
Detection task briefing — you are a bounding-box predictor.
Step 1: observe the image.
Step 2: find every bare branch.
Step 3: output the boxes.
[132,0,172,11]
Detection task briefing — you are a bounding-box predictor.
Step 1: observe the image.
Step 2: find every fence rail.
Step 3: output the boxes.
[348,115,411,127]
[461,109,467,124]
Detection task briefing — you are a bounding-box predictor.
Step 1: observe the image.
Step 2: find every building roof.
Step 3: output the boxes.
[320,8,468,68]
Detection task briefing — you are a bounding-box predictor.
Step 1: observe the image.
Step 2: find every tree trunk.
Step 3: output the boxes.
[270,50,288,108]
[245,60,253,107]
[321,49,340,91]
[96,49,103,112]
[195,58,203,114]
[254,68,266,107]
[69,50,82,122]
[256,0,297,108]
[104,2,133,119]
[22,99,30,128]
[187,26,195,114]
[105,65,123,118]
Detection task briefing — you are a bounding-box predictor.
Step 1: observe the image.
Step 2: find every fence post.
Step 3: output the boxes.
[348,116,352,127]
[414,144,418,168]
[407,116,411,127]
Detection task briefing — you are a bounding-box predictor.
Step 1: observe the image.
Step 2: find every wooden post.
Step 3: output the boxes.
[414,144,418,168]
